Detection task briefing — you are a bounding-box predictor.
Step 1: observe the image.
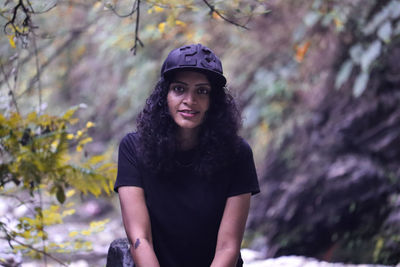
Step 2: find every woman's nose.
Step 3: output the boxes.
[183,91,197,104]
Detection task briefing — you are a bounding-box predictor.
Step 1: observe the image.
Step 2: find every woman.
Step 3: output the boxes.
[114,43,260,267]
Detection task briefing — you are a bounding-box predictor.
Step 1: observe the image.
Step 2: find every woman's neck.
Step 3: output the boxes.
[177,128,199,150]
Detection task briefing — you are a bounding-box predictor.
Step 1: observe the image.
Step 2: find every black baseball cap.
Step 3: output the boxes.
[161,43,227,87]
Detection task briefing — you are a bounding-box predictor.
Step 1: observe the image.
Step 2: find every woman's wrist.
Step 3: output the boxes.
[129,238,160,267]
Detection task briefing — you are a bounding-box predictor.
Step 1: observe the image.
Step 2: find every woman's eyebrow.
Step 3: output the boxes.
[171,81,211,87]
[171,81,187,85]
[195,83,211,87]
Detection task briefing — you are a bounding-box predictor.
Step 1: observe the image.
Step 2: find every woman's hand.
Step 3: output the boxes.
[210,193,251,267]
[118,186,160,267]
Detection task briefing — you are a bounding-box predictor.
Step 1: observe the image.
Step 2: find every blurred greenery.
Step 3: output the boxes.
[0,0,269,264]
[1,0,399,265]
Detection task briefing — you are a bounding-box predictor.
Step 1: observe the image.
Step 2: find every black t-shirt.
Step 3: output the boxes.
[114,132,260,267]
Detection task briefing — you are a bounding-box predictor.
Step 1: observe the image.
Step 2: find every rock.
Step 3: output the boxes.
[247,1,400,264]
[106,238,134,267]
[105,242,395,267]
[245,255,395,267]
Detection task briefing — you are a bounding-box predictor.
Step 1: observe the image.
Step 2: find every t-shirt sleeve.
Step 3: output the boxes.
[227,139,260,197]
[114,133,143,193]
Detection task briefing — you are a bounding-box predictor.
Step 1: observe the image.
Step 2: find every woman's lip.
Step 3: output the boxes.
[179,111,198,118]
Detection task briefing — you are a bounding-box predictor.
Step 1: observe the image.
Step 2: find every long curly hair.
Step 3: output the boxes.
[136,74,242,177]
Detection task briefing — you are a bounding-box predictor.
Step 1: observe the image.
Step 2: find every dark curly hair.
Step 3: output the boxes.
[136,74,242,177]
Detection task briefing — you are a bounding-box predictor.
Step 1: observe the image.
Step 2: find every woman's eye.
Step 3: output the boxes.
[198,88,210,95]
[173,86,185,93]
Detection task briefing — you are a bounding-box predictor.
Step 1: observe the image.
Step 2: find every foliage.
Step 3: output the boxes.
[332,0,400,97]
[0,107,116,264]
[0,0,269,264]
[0,0,268,142]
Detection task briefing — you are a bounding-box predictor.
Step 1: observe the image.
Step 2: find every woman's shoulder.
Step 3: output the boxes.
[119,132,140,150]
[121,131,139,141]
[237,136,253,153]
[229,136,254,163]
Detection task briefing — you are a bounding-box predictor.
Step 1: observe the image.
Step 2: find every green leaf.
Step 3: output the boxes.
[62,107,78,120]
[56,186,66,204]
[353,72,369,97]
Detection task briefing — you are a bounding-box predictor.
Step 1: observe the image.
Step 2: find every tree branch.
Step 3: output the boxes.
[4,0,33,36]
[108,0,138,18]
[29,2,58,14]
[130,0,144,55]
[11,238,67,266]
[0,224,67,266]
[202,0,249,30]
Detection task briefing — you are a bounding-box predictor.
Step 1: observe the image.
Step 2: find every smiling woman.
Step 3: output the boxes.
[111,44,260,267]
[167,71,211,148]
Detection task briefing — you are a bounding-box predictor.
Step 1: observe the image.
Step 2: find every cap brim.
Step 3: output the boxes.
[164,67,226,88]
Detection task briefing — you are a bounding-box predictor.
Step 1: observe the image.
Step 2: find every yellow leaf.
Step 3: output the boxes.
[51,140,59,151]
[97,162,116,171]
[212,11,220,20]
[84,241,93,250]
[50,205,60,212]
[8,34,16,48]
[147,7,153,14]
[19,230,32,238]
[93,1,102,10]
[158,22,166,33]
[88,155,106,165]
[185,32,194,41]
[294,41,311,63]
[334,17,343,30]
[81,230,91,236]
[61,153,71,163]
[89,218,110,229]
[27,112,37,122]
[67,134,74,140]
[0,113,5,124]
[175,20,186,27]
[74,242,83,249]
[77,130,83,137]
[62,209,75,217]
[79,137,93,146]
[14,26,24,33]
[66,189,76,198]
[69,231,79,237]
[66,202,75,208]
[154,6,164,12]
[76,145,83,152]
[37,231,45,238]
[69,118,79,125]
[62,108,77,120]
[9,112,21,127]
[166,14,175,27]
[86,121,95,128]
[43,212,62,225]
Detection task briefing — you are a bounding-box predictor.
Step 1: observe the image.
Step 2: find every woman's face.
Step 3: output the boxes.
[167,70,211,133]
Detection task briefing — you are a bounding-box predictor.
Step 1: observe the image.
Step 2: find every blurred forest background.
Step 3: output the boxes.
[1,0,400,266]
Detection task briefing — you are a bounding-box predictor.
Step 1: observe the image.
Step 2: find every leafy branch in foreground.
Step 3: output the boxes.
[0,106,116,264]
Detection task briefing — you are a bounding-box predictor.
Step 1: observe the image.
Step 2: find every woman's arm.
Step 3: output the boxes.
[210,193,251,267]
[118,186,160,267]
